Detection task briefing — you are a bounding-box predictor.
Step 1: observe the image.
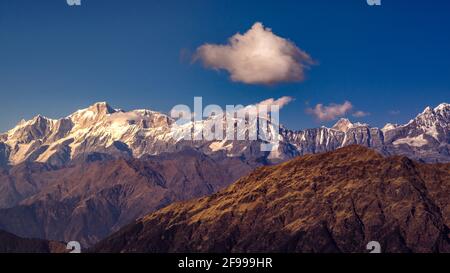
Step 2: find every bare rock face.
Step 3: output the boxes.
[92,145,450,253]
[0,229,67,253]
[0,143,9,167]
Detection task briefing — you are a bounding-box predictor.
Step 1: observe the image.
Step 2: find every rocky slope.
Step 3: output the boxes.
[92,145,450,253]
[0,148,260,247]
[0,229,67,253]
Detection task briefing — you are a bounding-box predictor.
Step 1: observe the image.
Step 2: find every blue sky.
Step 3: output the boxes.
[0,0,449,132]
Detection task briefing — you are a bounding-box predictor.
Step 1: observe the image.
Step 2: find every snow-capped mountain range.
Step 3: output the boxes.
[0,102,449,167]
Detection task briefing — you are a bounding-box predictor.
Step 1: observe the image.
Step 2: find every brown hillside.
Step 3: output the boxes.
[92,145,450,253]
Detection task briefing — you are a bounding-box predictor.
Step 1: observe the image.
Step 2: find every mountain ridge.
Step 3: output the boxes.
[0,102,449,168]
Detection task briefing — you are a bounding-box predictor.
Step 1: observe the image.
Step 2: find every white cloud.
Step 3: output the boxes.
[352,110,370,118]
[194,22,314,85]
[222,96,294,120]
[255,96,294,109]
[306,101,353,121]
[169,96,294,122]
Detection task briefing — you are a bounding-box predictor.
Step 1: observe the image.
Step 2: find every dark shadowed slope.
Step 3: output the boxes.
[0,230,66,253]
[92,145,450,253]
[0,148,259,247]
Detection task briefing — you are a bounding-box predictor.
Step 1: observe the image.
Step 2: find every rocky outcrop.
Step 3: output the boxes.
[92,145,450,253]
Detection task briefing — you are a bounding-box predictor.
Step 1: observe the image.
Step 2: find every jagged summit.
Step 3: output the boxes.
[332,118,353,132]
[87,101,116,115]
[69,102,116,121]
[331,118,368,132]
[435,102,449,111]
[422,106,433,114]
[415,102,449,117]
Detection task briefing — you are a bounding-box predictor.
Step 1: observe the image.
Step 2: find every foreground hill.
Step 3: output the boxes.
[92,145,450,253]
[0,230,66,253]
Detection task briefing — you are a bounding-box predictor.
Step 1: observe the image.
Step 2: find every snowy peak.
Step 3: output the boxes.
[382,103,449,150]
[69,102,117,126]
[87,102,116,115]
[332,118,353,132]
[409,103,449,134]
[433,103,450,121]
[331,118,368,132]
[415,103,449,120]
[381,123,398,133]
[0,101,188,166]
[434,102,449,112]
[5,114,56,144]
[422,106,433,114]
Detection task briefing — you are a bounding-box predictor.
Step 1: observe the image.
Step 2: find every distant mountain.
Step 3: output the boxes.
[92,145,450,253]
[0,102,178,168]
[0,229,66,253]
[280,103,450,163]
[0,102,449,168]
